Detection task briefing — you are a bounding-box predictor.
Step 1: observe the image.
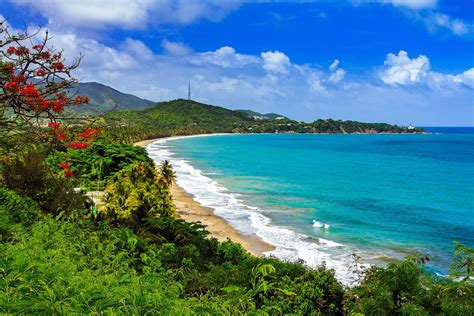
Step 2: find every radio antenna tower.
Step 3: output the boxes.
[188,81,191,100]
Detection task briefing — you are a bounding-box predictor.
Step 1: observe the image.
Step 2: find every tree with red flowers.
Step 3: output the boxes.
[0,20,99,176]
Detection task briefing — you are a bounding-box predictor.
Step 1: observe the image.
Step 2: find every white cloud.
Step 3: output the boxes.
[380,50,474,90]
[381,50,430,85]
[162,40,193,56]
[329,59,340,71]
[122,38,155,61]
[193,46,259,68]
[359,0,471,37]
[426,13,471,36]
[329,69,346,83]
[261,51,291,74]
[328,59,346,83]
[11,0,151,29]
[453,68,474,89]
[356,0,437,9]
[9,0,240,29]
[5,21,472,125]
[308,72,327,93]
[379,0,437,9]
[166,0,240,24]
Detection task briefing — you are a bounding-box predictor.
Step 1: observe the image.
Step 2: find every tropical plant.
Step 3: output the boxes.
[103,162,175,227]
[450,241,474,278]
[0,20,95,149]
[159,160,176,188]
[46,140,152,190]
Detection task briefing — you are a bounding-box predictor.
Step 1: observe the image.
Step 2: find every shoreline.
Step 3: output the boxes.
[135,135,275,257]
[135,133,391,284]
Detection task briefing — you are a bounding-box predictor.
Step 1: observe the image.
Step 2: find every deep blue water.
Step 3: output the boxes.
[422,127,474,134]
[147,130,474,280]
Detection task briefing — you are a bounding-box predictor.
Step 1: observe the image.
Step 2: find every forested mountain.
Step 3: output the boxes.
[73,82,156,111]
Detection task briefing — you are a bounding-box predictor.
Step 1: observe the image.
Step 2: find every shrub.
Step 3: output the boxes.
[1,148,87,215]
[0,188,41,241]
[0,217,186,314]
[46,141,153,190]
[344,257,474,315]
[102,162,174,227]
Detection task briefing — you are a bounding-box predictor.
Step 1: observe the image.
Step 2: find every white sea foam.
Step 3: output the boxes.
[146,135,367,285]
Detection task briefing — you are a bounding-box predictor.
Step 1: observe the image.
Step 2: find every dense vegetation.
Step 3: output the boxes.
[1,152,473,314]
[1,22,470,315]
[46,141,152,190]
[104,99,425,143]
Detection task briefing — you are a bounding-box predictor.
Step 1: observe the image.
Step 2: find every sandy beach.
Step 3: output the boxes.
[135,136,275,256]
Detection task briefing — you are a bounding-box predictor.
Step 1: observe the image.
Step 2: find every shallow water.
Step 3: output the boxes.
[147,130,474,283]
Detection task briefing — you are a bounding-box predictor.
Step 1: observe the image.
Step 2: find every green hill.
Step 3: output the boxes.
[75,83,424,138]
[105,99,254,140]
[74,82,156,111]
[236,109,290,120]
[103,98,424,144]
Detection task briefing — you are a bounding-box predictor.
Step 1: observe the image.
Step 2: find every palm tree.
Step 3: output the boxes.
[159,160,176,189]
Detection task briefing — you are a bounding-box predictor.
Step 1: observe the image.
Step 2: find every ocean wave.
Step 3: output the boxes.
[147,136,367,285]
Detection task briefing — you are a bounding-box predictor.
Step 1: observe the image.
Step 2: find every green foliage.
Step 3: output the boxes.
[450,241,474,278]
[344,258,474,315]
[1,148,87,215]
[103,162,175,227]
[0,188,41,240]
[0,216,186,314]
[47,140,152,190]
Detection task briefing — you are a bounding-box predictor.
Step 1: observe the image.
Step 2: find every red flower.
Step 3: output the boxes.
[40,52,51,59]
[64,169,75,177]
[59,161,74,177]
[69,141,89,149]
[58,161,70,169]
[52,62,64,71]
[20,83,40,97]
[36,68,47,76]
[16,47,29,56]
[4,81,18,91]
[57,133,68,141]
[48,121,61,128]
[32,44,44,50]
[6,46,17,55]
[12,74,26,83]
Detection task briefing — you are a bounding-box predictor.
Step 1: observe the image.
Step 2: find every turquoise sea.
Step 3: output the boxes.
[147,129,474,283]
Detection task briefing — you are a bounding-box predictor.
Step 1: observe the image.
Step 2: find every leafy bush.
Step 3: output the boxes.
[0,188,41,241]
[46,141,153,190]
[102,162,174,227]
[0,217,187,314]
[344,258,474,315]
[1,148,87,215]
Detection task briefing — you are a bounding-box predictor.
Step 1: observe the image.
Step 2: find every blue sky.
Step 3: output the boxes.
[1,0,473,125]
